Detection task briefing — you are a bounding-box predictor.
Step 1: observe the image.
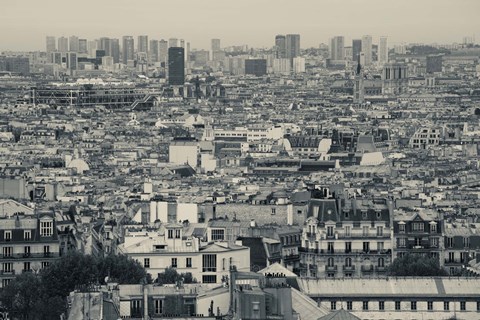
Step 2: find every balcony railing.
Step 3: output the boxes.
[361,265,374,273]
[0,270,16,275]
[1,252,59,259]
[325,265,338,272]
[343,265,356,271]
[283,254,300,261]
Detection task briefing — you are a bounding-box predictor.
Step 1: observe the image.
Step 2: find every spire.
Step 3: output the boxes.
[356,54,362,75]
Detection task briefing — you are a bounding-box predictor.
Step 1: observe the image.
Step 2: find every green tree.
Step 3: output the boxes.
[388,253,448,277]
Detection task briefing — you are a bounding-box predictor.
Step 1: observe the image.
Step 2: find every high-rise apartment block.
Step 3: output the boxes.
[168,47,185,85]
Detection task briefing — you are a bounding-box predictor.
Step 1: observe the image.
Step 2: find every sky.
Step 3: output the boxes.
[1,0,479,51]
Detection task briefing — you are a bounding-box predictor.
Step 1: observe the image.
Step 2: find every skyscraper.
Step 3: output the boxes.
[58,37,69,52]
[211,39,221,52]
[100,37,112,57]
[285,34,300,60]
[46,36,56,53]
[352,39,362,62]
[379,36,388,64]
[149,39,159,62]
[361,35,373,65]
[138,35,148,53]
[168,47,185,85]
[78,39,88,54]
[330,36,345,61]
[69,36,79,52]
[275,35,286,58]
[122,36,134,64]
[111,39,120,63]
[159,40,168,66]
[169,38,179,48]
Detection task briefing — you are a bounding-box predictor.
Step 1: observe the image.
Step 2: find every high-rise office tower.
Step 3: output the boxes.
[69,36,79,52]
[138,35,148,53]
[159,40,168,66]
[352,39,362,62]
[211,39,221,52]
[66,52,77,71]
[111,39,120,63]
[330,36,345,61]
[122,36,134,64]
[169,38,179,48]
[87,41,98,58]
[100,37,112,56]
[186,42,190,64]
[285,34,300,60]
[275,35,286,58]
[46,36,56,52]
[78,39,87,54]
[361,35,373,65]
[168,47,185,85]
[58,37,69,52]
[379,36,388,64]
[180,39,185,48]
[149,40,159,62]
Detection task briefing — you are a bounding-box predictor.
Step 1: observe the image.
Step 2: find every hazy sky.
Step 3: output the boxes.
[1,0,479,51]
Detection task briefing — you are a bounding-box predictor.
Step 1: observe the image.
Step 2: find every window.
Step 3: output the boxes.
[24,230,31,241]
[2,263,12,273]
[399,223,405,233]
[175,229,181,239]
[347,301,352,310]
[448,252,455,263]
[327,242,334,253]
[379,301,385,310]
[345,226,351,237]
[202,275,217,283]
[186,257,192,268]
[362,301,368,310]
[444,301,449,311]
[362,226,369,237]
[23,262,30,271]
[297,210,302,215]
[446,237,453,248]
[411,301,417,310]
[40,221,53,237]
[428,301,433,310]
[377,226,384,237]
[431,237,438,247]
[4,231,11,242]
[144,258,150,268]
[331,301,337,310]
[345,257,352,267]
[413,222,424,232]
[345,242,352,253]
[41,261,50,268]
[395,301,401,310]
[168,229,174,239]
[24,246,30,256]
[211,229,225,241]
[171,258,177,268]
[327,226,334,237]
[363,241,370,252]
[460,301,466,311]
[327,257,334,267]
[378,258,385,267]
[202,254,217,272]
[477,301,480,311]
[430,223,437,232]
[2,247,12,257]
[377,241,384,251]
[154,299,163,314]
[131,300,142,316]
[399,238,406,247]
[2,279,11,288]
[464,237,470,248]
[271,208,276,215]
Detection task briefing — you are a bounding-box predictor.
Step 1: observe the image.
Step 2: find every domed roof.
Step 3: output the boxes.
[67,158,90,174]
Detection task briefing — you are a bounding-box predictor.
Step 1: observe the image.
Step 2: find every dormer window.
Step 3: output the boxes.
[168,229,174,239]
[430,222,437,233]
[24,230,31,241]
[40,221,53,237]
[175,229,181,239]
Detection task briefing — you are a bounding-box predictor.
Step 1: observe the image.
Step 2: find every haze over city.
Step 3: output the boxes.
[1,0,479,51]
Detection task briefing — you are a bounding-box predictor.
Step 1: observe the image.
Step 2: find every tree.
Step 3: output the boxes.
[156,267,197,285]
[0,272,43,320]
[388,253,448,277]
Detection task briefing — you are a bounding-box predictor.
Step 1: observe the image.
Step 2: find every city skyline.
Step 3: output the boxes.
[1,0,479,51]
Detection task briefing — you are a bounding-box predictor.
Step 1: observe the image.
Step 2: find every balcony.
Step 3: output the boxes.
[306,232,316,239]
[375,266,387,273]
[0,252,59,260]
[284,254,300,261]
[0,270,15,276]
[325,265,338,272]
[343,265,356,272]
[361,265,374,273]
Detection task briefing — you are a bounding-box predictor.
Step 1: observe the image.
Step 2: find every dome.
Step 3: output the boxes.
[67,158,90,174]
